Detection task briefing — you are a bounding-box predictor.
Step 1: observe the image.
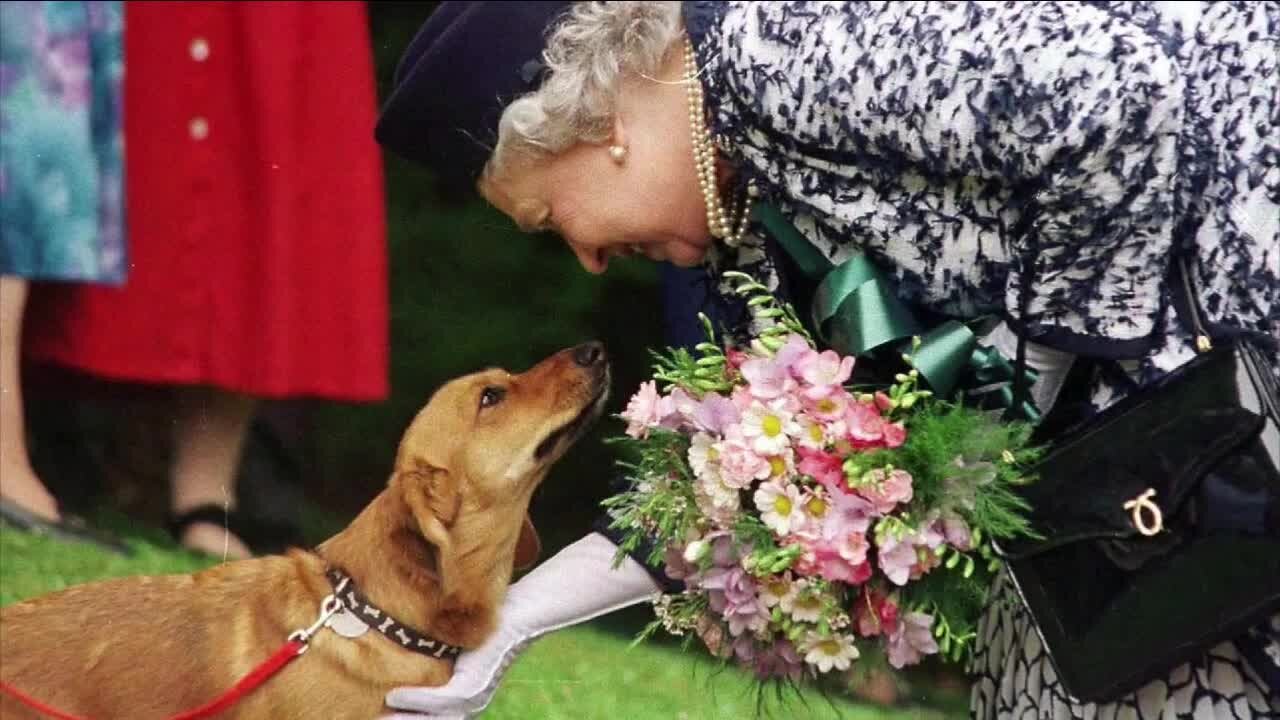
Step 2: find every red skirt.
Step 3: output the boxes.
[25,1,389,402]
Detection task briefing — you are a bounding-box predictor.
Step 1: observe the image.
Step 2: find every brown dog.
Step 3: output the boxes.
[0,342,610,719]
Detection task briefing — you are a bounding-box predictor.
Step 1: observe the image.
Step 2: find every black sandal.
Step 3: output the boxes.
[167,504,304,556]
[0,497,132,556]
[167,505,257,555]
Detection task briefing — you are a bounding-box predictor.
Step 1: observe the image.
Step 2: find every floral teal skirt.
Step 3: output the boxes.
[0,1,125,284]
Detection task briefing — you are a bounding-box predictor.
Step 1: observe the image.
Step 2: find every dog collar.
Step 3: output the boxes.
[324,568,462,660]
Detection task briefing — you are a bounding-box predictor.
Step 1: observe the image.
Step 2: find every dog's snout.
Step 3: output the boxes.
[572,341,605,368]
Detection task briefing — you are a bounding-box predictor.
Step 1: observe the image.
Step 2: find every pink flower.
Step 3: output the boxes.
[845,401,887,444]
[812,503,873,585]
[853,587,900,638]
[782,532,820,577]
[806,389,851,423]
[708,530,740,567]
[731,634,758,664]
[703,566,768,637]
[620,381,662,438]
[940,513,973,551]
[725,348,749,371]
[875,521,945,586]
[882,421,907,448]
[826,491,874,535]
[875,533,919,586]
[797,447,844,491]
[857,469,914,515]
[753,638,804,682]
[886,612,940,669]
[663,544,699,582]
[813,546,872,585]
[824,524,870,567]
[797,349,855,398]
[726,603,768,637]
[692,392,741,435]
[773,334,814,373]
[739,355,793,400]
[655,387,697,430]
[718,433,772,489]
[914,520,946,553]
[874,391,895,412]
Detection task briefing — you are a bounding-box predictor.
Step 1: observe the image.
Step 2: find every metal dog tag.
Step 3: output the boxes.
[325,606,370,639]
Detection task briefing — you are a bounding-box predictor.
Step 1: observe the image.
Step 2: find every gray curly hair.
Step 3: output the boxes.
[485,1,684,180]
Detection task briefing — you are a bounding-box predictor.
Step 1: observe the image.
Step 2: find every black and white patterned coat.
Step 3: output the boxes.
[682,1,1279,718]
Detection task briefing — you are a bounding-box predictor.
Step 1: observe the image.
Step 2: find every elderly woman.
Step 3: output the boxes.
[376,2,1279,718]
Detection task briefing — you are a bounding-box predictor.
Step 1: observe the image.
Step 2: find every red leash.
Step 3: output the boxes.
[0,640,306,720]
[0,595,343,720]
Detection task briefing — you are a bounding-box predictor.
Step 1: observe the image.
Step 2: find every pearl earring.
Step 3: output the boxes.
[609,145,628,164]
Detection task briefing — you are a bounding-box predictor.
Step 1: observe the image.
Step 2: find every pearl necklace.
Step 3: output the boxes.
[684,38,753,246]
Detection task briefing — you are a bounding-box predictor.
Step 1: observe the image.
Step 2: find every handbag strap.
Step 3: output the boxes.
[1007,232,1215,416]
[1007,210,1041,421]
[1173,253,1216,353]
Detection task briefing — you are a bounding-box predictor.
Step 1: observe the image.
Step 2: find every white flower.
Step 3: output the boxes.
[700,469,741,508]
[800,632,860,673]
[800,486,831,528]
[683,539,709,564]
[688,432,720,479]
[759,572,797,609]
[763,448,796,482]
[693,468,741,526]
[784,586,825,623]
[795,414,827,450]
[740,399,801,456]
[754,481,806,536]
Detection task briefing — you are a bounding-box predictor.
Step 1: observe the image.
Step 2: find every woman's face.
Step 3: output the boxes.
[481,48,714,274]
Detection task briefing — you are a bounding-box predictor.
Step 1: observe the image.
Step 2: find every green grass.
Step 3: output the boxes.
[0,518,220,605]
[481,626,947,720]
[1,522,964,719]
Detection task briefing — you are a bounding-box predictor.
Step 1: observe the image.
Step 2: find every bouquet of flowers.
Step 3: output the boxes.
[604,272,1040,682]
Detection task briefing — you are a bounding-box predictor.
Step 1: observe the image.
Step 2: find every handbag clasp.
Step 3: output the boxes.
[1123,489,1164,537]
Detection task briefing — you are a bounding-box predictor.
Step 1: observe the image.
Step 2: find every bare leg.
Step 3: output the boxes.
[170,386,255,559]
[0,276,60,521]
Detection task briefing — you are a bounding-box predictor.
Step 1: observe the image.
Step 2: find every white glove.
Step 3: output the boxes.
[383,532,661,719]
[981,322,1076,413]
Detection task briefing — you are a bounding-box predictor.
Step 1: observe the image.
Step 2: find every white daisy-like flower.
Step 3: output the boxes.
[800,487,831,527]
[763,448,795,482]
[682,539,709,564]
[740,399,801,456]
[700,469,741,509]
[795,414,827,450]
[785,587,826,623]
[687,432,720,479]
[693,469,741,526]
[753,480,806,536]
[758,572,797,609]
[800,631,860,673]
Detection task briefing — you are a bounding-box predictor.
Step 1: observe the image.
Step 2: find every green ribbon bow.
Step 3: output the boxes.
[754,204,1039,423]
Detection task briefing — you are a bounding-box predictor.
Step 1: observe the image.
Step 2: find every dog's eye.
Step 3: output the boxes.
[479,386,506,409]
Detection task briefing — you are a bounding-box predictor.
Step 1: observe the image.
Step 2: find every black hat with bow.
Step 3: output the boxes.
[375,1,574,194]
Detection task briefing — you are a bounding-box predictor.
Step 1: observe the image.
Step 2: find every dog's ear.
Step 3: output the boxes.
[398,459,460,524]
[513,514,542,572]
[397,459,460,591]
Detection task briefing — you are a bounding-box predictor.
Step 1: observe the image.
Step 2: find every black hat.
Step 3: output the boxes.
[375,2,574,193]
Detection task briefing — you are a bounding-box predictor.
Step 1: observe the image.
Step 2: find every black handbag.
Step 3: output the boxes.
[996,258,1280,702]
